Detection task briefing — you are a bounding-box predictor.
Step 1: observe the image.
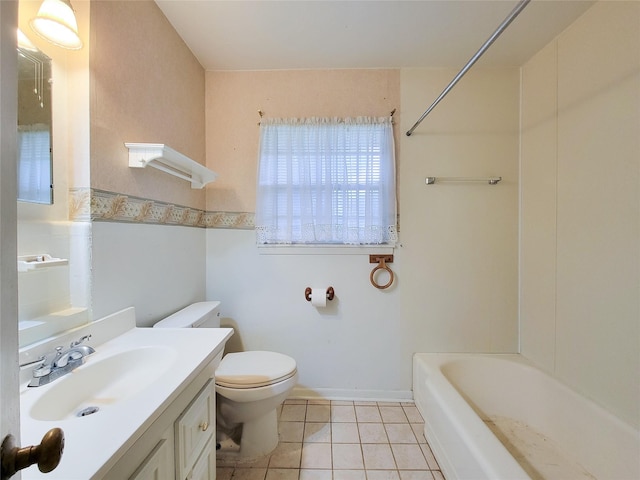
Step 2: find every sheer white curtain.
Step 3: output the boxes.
[256,117,397,245]
[17,124,52,204]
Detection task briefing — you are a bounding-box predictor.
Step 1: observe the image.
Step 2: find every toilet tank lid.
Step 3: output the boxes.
[153,301,221,328]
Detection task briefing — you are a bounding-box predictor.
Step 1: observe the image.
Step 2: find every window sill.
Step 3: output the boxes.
[257,244,394,256]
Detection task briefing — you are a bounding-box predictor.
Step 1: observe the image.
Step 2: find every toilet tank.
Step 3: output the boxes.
[153,301,221,328]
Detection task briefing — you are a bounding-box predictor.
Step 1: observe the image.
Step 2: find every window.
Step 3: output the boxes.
[256,117,397,245]
[17,124,52,204]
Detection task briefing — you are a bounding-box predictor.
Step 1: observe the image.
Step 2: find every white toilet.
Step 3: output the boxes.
[154,301,298,459]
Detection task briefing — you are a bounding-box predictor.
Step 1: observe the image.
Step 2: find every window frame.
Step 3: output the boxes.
[255,116,397,247]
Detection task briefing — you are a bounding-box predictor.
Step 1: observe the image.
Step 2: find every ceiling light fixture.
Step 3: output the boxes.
[29,0,82,50]
[17,29,38,52]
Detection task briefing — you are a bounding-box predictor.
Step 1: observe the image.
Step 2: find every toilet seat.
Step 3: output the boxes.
[215,351,297,389]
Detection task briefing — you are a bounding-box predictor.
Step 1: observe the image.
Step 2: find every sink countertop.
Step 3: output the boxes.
[20,325,233,479]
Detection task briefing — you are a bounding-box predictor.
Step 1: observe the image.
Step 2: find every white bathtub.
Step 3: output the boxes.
[413,353,639,480]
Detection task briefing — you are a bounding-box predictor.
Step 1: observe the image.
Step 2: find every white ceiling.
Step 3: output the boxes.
[155,0,595,71]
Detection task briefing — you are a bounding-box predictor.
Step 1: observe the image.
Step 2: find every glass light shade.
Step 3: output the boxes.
[29,0,82,50]
[17,29,38,52]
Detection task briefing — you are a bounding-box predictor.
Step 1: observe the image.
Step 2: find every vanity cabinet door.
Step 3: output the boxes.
[175,379,216,479]
[129,437,173,480]
[188,436,217,480]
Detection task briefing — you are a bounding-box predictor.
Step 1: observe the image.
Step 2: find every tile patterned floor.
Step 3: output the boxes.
[217,399,445,480]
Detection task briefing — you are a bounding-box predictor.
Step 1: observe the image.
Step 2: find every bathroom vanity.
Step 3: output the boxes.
[18,307,233,479]
[103,369,218,480]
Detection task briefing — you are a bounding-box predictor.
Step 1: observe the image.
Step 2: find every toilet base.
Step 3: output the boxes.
[216,370,298,461]
[237,408,279,459]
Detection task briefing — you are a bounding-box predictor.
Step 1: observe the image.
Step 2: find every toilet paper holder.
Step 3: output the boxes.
[305,286,335,302]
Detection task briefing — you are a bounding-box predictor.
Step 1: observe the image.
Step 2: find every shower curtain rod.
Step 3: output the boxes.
[406,0,531,136]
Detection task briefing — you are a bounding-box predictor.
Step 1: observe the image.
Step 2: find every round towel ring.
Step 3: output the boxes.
[370,259,394,290]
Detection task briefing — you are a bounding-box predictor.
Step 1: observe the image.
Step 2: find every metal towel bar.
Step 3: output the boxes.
[426,176,502,185]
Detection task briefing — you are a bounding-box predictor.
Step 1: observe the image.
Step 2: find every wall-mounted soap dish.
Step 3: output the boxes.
[18,254,68,272]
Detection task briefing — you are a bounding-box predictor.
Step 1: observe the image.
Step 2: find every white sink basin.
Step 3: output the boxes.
[29,346,177,421]
[20,311,234,480]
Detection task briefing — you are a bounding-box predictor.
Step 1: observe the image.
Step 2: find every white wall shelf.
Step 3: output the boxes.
[125,143,218,189]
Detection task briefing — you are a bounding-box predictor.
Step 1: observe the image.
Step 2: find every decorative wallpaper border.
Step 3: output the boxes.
[69,188,255,230]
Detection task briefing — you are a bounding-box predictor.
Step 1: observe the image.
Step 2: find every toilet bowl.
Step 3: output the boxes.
[154,301,297,459]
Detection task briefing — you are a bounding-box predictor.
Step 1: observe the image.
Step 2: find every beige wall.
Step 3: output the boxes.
[205,67,520,396]
[205,69,400,212]
[88,1,209,322]
[90,0,206,209]
[521,1,639,428]
[400,67,520,352]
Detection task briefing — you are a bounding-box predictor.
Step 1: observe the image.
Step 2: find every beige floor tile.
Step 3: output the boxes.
[220,398,445,480]
[307,404,331,423]
[367,470,401,480]
[243,454,272,468]
[301,443,333,469]
[232,467,268,480]
[269,442,302,469]
[362,444,396,470]
[304,422,331,443]
[358,423,388,443]
[333,470,366,480]
[380,406,409,423]
[391,444,428,470]
[355,405,382,423]
[216,452,269,468]
[419,444,440,470]
[332,423,360,443]
[266,468,300,480]
[332,443,364,470]
[216,467,234,480]
[280,421,305,442]
[300,469,333,480]
[385,424,418,444]
[332,405,357,422]
[410,424,426,444]
[402,406,424,423]
[231,454,271,469]
[399,471,435,480]
[216,455,238,468]
[281,404,308,422]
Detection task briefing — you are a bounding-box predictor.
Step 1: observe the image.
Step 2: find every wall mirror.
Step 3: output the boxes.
[17,46,53,204]
[16,18,92,348]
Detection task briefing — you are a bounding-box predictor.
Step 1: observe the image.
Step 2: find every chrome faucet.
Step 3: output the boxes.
[27,335,95,387]
[53,344,95,368]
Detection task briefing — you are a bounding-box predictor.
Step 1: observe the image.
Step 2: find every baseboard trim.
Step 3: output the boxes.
[290,386,413,403]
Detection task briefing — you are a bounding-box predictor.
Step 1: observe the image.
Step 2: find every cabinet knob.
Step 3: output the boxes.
[1,428,64,479]
[199,422,209,432]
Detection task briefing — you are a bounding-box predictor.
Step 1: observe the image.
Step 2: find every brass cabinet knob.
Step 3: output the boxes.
[199,422,209,432]
[1,428,64,479]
